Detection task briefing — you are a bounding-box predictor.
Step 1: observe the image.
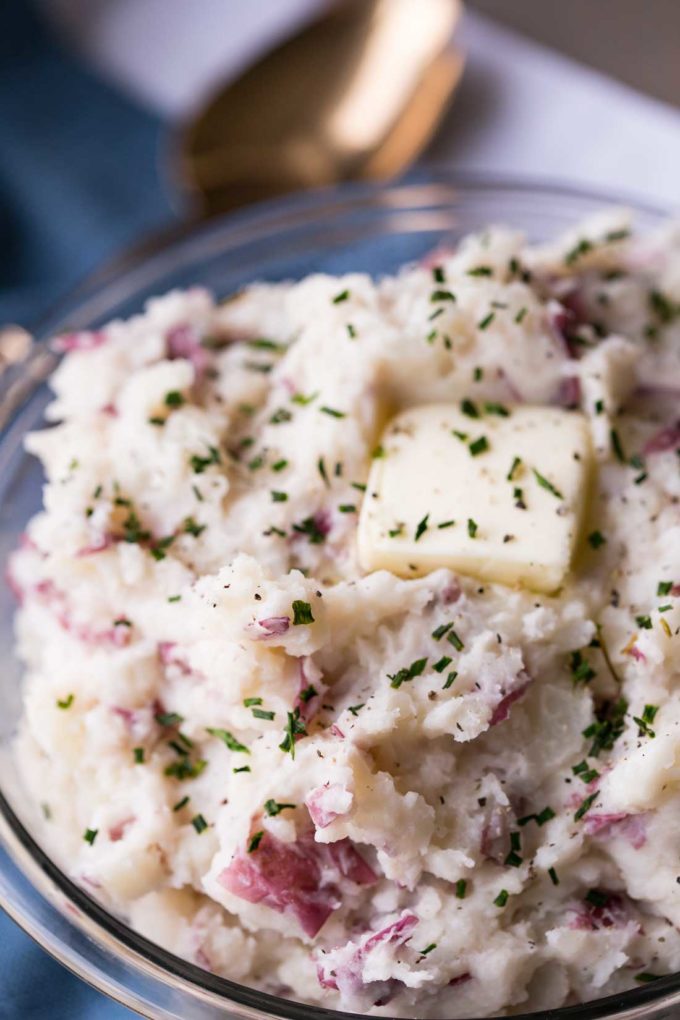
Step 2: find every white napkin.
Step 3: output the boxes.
[43,0,680,207]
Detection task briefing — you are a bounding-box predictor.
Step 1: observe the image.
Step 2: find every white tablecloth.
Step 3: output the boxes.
[45,0,680,208]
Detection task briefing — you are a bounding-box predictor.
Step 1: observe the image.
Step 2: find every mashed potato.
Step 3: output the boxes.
[10,210,680,1017]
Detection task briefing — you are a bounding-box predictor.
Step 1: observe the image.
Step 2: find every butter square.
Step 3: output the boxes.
[357,404,591,593]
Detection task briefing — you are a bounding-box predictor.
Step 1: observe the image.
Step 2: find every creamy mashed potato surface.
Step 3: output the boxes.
[10,211,680,1017]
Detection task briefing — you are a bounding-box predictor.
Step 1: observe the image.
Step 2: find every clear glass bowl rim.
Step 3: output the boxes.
[1,168,678,1020]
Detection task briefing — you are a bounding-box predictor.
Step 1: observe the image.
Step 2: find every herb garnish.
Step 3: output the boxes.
[610,428,626,463]
[574,792,598,821]
[320,406,346,419]
[570,650,596,685]
[455,878,467,898]
[252,708,276,721]
[633,704,658,738]
[588,530,606,549]
[415,514,429,542]
[165,390,185,408]
[388,657,428,689]
[190,446,221,473]
[292,516,326,544]
[478,311,495,331]
[133,747,145,764]
[469,436,489,457]
[433,656,453,673]
[56,693,74,710]
[248,831,264,853]
[467,518,478,538]
[494,889,509,907]
[206,728,249,753]
[183,516,206,537]
[332,289,350,304]
[447,630,464,651]
[279,708,307,758]
[292,600,315,625]
[533,469,563,499]
[264,800,296,816]
[83,828,98,846]
[583,698,627,757]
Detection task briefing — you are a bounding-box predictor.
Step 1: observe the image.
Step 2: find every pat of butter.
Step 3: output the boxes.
[358,404,591,593]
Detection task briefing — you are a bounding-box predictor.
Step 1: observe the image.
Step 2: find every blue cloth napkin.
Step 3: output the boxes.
[0,1,175,328]
[0,3,175,1016]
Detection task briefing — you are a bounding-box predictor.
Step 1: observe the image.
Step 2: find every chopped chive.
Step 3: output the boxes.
[574,791,598,822]
[168,595,181,603]
[467,266,493,277]
[332,289,350,304]
[455,878,467,898]
[467,518,478,539]
[493,889,509,907]
[419,943,437,956]
[320,406,346,419]
[657,580,673,596]
[264,799,296,817]
[279,708,307,758]
[484,402,510,417]
[532,468,563,499]
[461,398,479,418]
[291,391,318,406]
[233,765,251,773]
[272,459,288,472]
[610,428,626,463]
[432,622,453,640]
[548,867,559,886]
[56,693,74,710]
[447,630,464,652]
[164,390,185,408]
[292,600,314,625]
[317,457,329,487]
[478,311,495,331]
[507,456,522,481]
[192,814,208,834]
[437,519,455,529]
[248,831,264,852]
[252,708,276,721]
[388,657,428,689]
[469,436,489,457]
[514,307,527,324]
[83,828,98,846]
[443,671,458,689]
[588,530,606,549]
[346,323,357,339]
[133,747,145,764]
[155,712,184,727]
[244,697,263,707]
[430,289,456,303]
[271,490,288,502]
[415,513,429,542]
[433,656,452,673]
[173,796,189,812]
[338,504,356,513]
[206,728,249,753]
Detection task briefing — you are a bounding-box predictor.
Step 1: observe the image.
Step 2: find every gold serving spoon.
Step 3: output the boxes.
[177,0,464,217]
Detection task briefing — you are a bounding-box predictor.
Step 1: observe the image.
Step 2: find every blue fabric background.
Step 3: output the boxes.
[1,2,175,1016]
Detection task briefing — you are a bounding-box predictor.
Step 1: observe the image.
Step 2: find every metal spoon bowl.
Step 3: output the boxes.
[177,0,463,216]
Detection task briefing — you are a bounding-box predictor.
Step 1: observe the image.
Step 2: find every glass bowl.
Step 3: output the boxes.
[0,171,677,1020]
